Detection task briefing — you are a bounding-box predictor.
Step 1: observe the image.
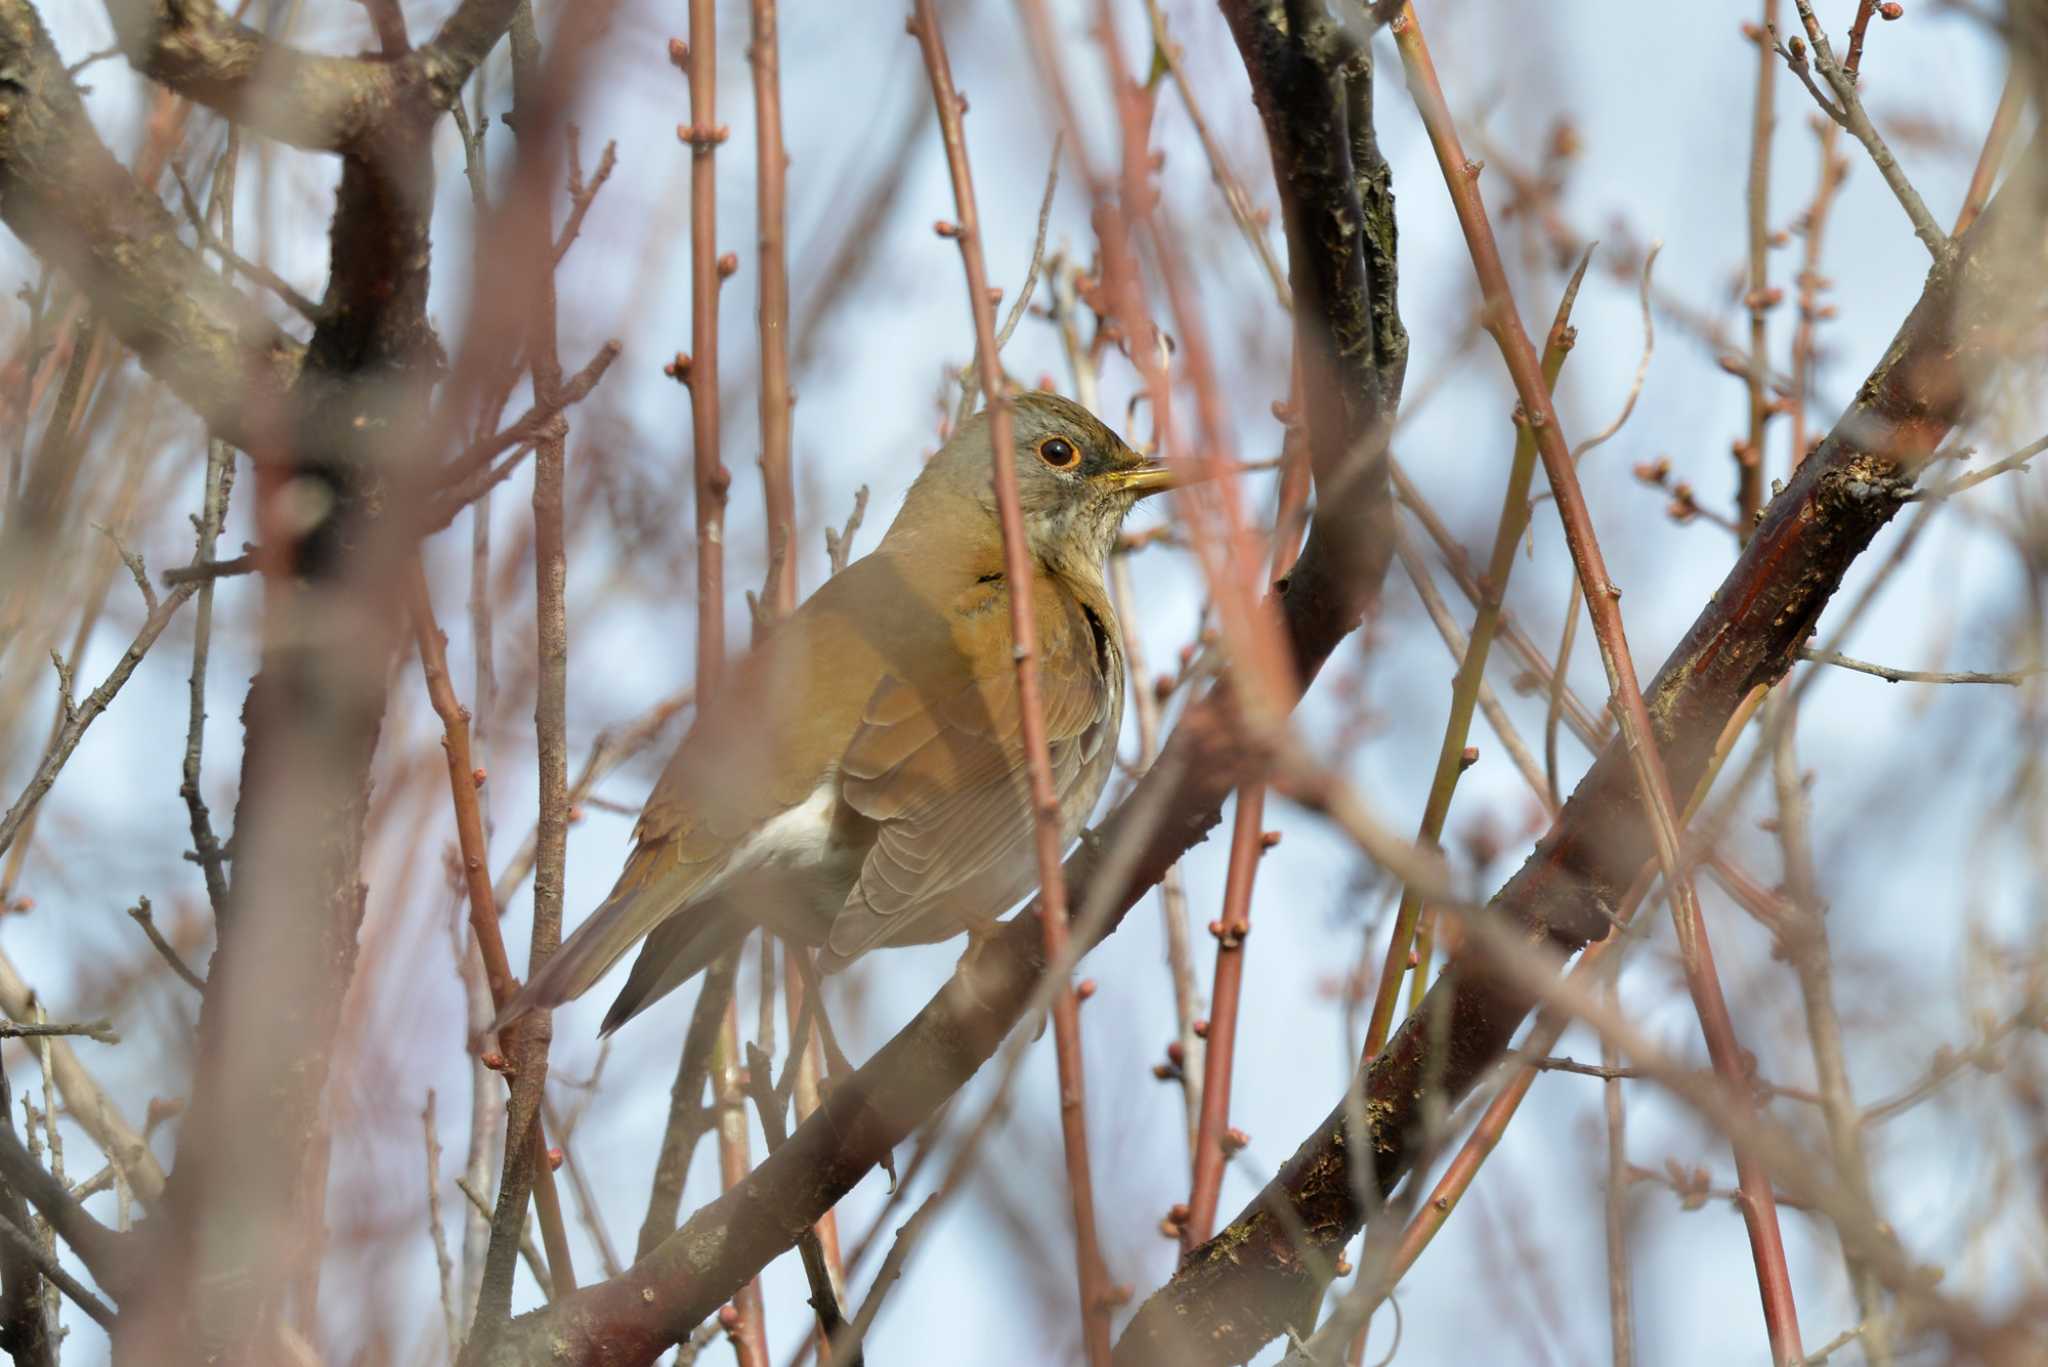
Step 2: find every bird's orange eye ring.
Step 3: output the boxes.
[1037,435,1079,469]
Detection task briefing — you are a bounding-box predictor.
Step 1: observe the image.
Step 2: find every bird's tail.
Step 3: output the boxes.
[492,867,682,1035]
[595,900,752,1036]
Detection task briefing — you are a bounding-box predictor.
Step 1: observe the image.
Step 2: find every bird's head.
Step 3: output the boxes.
[894,391,1171,583]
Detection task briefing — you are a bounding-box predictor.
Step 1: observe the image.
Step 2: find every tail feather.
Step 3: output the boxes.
[598,900,751,1036]
[493,881,677,1035]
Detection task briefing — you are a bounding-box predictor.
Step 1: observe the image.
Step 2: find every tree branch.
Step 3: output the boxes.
[0,1,302,448]
[1111,131,2048,1366]
[471,1,1406,1361]
[102,0,524,153]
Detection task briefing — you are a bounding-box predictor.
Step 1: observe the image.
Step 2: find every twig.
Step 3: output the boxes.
[552,130,618,267]
[0,1210,110,1329]
[455,1178,550,1295]
[424,1092,460,1353]
[1770,686,1890,1363]
[1840,0,1880,79]
[1379,686,1768,1306]
[182,438,235,916]
[1390,7,1805,1358]
[635,954,734,1258]
[0,1021,116,1045]
[0,1052,52,1367]
[161,550,258,587]
[166,164,326,321]
[1180,788,1263,1252]
[741,1044,855,1362]
[709,994,768,1367]
[1392,527,1552,804]
[0,582,196,861]
[126,897,206,993]
[1141,0,1290,309]
[1777,4,1948,257]
[489,691,693,912]
[953,136,1062,423]
[1601,993,1633,1367]
[823,485,869,578]
[751,0,796,622]
[841,1194,939,1350]
[1903,434,2045,501]
[1788,119,1847,464]
[1953,66,2024,235]
[405,558,576,1327]
[1361,251,1590,1056]
[1796,647,2035,686]
[1572,243,1660,463]
[540,1099,623,1281]
[428,340,622,528]
[1740,4,1778,532]
[911,4,1114,1362]
[1803,1317,1886,1365]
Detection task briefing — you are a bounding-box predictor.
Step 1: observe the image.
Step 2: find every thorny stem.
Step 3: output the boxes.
[1389,6,1804,1359]
[910,3,1114,1360]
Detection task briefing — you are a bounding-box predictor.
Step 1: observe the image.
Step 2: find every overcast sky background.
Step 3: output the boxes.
[6,1,2042,1363]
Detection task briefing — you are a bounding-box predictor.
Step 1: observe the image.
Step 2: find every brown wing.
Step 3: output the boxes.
[824,574,1119,965]
[500,553,933,1026]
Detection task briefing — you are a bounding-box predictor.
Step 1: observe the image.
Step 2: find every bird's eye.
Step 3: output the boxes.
[1037,436,1079,469]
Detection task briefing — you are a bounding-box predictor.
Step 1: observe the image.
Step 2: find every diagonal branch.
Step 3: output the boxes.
[103,0,525,153]
[0,1,302,448]
[909,4,1111,1359]
[472,2,1407,1362]
[1111,127,2048,1367]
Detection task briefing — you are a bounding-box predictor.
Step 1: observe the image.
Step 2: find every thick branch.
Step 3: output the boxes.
[475,10,1405,1367]
[0,1,302,447]
[102,0,523,152]
[1112,135,2048,1366]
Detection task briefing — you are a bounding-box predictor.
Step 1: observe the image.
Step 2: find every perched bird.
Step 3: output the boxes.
[499,392,1171,1036]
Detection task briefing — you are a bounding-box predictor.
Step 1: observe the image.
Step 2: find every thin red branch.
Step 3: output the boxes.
[909,5,1114,1360]
[678,2,764,1360]
[404,558,576,1309]
[752,0,796,620]
[1360,255,1589,1058]
[1388,7,1802,1358]
[1180,790,1262,1253]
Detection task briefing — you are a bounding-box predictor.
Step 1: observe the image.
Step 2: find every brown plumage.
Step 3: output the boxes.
[497,392,1170,1037]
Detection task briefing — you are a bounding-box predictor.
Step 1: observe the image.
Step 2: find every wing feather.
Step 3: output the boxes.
[826,577,1120,964]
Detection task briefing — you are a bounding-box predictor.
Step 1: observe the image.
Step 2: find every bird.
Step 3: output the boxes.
[497,391,1172,1037]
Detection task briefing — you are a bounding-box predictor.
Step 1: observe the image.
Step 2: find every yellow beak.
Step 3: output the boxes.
[1107,462,1176,498]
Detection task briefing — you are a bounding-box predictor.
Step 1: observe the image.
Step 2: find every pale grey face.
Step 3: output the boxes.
[894,391,1171,582]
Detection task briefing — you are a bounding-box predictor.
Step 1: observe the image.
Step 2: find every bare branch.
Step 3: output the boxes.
[0,1,302,447]
[101,0,524,153]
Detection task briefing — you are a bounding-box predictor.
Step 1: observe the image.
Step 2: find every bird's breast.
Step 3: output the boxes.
[713,771,870,942]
